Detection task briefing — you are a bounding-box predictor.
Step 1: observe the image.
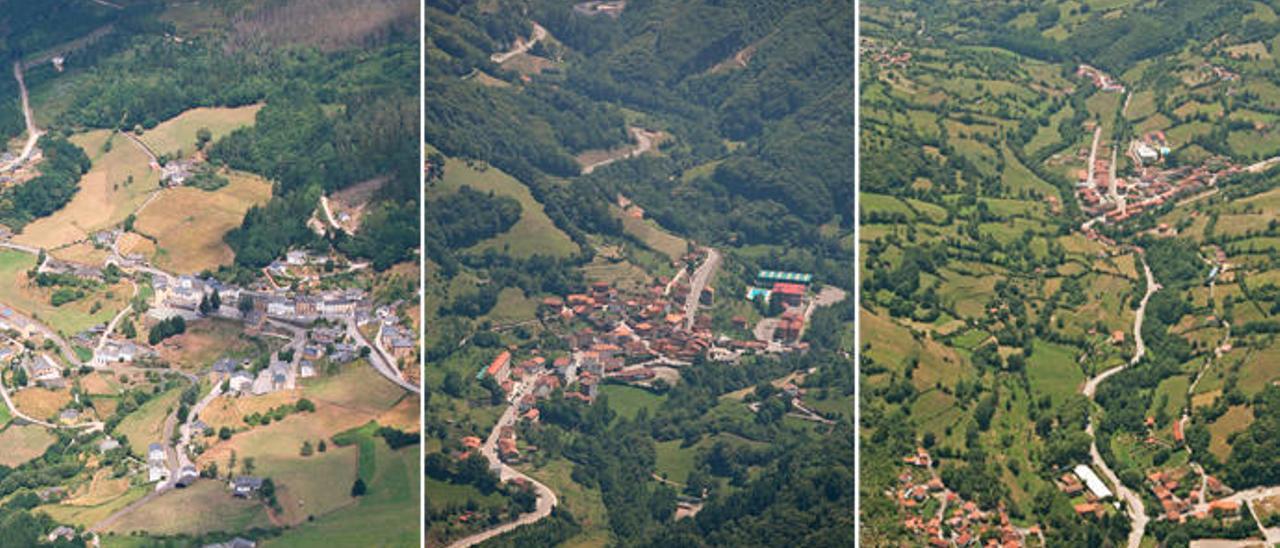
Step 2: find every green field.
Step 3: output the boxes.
[599,384,665,421]
[113,387,181,458]
[426,144,577,258]
[518,458,612,548]
[0,249,128,336]
[104,480,271,536]
[267,443,420,547]
[138,105,262,159]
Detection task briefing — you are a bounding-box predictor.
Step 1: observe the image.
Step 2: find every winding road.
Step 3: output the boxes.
[580,127,658,175]
[445,384,557,548]
[1081,252,1158,548]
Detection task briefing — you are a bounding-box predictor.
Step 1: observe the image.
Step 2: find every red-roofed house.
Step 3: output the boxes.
[485,351,512,383]
[771,282,805,307]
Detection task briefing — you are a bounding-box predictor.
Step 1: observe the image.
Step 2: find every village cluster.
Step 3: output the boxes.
[894,447,1043,548]
[453,253,825,466]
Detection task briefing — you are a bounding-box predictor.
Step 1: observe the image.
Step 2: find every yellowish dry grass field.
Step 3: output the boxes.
[1209,405,1254,461]
[200,390,301,433]
[617,208,687,260]
[138,105,262,159]
[38,484,148,529]
[81,371,124,395]
[135,171,272,274]
[13,387,72,422]
[155,318,271,372]
[64,468,132,506]
[0,425,56,466]
[376,396,421,432]
[52,242,111,265]
[16,130,161,249]
[116,232,157,258]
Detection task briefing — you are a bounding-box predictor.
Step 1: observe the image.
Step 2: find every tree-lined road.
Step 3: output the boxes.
[1081,253,1157,548]
[446,382,557,548]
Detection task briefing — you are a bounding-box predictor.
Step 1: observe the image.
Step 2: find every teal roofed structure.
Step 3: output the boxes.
[756,270,812,285]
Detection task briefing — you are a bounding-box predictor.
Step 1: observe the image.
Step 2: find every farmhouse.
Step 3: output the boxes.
[379,325,414,360]
[230,476,263,497]
[94,340,143,366]
[480,350,512,383]
[210,358,241,380]
[23,354,63,386]
[176,464,199,488]
[98,437,120,453]
[229,370,254,393]
[147,443,167,482]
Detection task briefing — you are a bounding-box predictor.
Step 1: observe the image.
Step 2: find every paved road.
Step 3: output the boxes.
[1086,125,1102,190]
[1081,253,1157,548]
[1,61,44,172]
[682,248,720,331]
[346,318,420,394]
[581,127,658,175]
[446,387,557,548]
[490,22,547,64]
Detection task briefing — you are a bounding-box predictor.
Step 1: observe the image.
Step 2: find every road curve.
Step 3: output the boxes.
[346,317,420,394]
[581,127,657,175]
[490,22,547,64]
[1081,252,1157,548]
[446,400,557,548]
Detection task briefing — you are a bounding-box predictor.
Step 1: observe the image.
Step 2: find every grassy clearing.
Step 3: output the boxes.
[134,170,272,274]
[16,130,161,249]
[618,211,687,260]
[39,484,149,529]
[655,439,698,485]
[0,425,56,467]
[1026,339,1084,406]
[105,479,271,536]
[426,145,576,259]
[1208,405,1254,462]
[479,286,539,325]
[517,458,611,548]
[599,384,664,421]
[113,387,180,457]
[266,442,419,547]
[138,105,262,160]
[0,249,129,336]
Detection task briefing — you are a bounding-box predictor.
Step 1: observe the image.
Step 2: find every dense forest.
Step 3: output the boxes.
[426,0,853,253]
